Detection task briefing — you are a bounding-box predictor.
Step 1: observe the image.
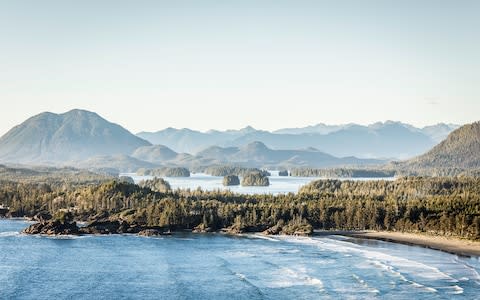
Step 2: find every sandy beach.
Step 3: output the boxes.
[324,231,480,257]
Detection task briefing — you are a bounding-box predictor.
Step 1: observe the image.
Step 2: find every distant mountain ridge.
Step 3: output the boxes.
[139,141,384,169]
[0,109,151,164]
[137,121,460,159]
[0,109,468,173]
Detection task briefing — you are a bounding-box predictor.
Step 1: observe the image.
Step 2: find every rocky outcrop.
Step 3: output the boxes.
[32,211,52,222]
[192,223,213,233]
[138,228,171,237]
[79,219,144,234]
[0,207,9,217]
[263,218,313,236]
[262,224,282,235]
[22,220,79,235]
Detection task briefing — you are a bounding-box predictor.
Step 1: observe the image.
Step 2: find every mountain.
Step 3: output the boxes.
[74,154,159,173]
[420,123,460,143]
[227,122,435,159]
[403,121,480,170]
[196,141,383,168]
[0,109,151,164]
[273,123,347,135]
[138,121,458,159]
[136,126,258,154]
[131,145,179,163]
[275,121,458,142]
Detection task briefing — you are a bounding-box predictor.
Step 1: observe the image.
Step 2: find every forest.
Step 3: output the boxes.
[1,174,479,239]
[290,168,396,178]
[137,167,190,177]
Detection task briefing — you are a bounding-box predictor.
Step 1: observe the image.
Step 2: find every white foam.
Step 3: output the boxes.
[352,273,380,294]
[441,285,464,294]
[227,250,255,258]
[282,236,457,283]
[266,266,324,290]
[235,272,246,280]
[0,231,20,237]
[248,234,279,242]
[43,234,89,240]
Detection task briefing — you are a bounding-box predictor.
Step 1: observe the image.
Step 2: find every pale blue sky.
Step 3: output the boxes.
[0,0,479,135]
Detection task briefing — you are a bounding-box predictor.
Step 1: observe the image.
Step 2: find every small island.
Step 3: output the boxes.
[137,167,190,177]
[241,171,270,186]
[222,175,240,186]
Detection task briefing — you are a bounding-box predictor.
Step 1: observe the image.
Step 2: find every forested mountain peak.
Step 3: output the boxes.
[404,121,480,169]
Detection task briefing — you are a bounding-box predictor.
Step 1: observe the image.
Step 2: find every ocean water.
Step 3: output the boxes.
[121,173,395,195]
[1,219,479,299]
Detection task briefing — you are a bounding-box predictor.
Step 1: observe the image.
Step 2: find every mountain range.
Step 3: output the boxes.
[138,121,459,159]
[132,141,383,169]
[0,109,476,174]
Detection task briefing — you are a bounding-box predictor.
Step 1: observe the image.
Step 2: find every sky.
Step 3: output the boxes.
[0,0,479,135]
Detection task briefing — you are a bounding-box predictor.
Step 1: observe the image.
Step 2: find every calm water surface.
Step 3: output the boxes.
[1,219,479,299]
[121,173,395,195]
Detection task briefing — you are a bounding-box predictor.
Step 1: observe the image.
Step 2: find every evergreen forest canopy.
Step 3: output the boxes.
[1,171,479,240]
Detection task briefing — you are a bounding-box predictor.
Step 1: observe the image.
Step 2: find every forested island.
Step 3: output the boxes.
[290,168,396,178]
[137,167,190,177]
[1,172,479,240]
[223,175,240,186]
[202,165,270,177]
[241,172,270,186]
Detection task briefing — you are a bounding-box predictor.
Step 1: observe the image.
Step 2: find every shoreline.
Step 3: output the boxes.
[319,230,480,257]
[3,218,480,257]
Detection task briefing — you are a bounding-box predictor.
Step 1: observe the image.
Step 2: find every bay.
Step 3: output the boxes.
[1,219,479,299]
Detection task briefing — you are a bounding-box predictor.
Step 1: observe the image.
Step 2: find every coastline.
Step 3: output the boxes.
[3,218,480,257]
[320,230,480,257]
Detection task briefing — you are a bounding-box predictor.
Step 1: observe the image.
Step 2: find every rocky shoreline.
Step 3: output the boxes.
[21,219,172,236]
[20,212,313,237]
[15,219,480,257]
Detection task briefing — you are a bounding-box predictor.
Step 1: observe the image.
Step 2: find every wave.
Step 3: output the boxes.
[278,235,478,296]
[283,236,457,282]
[0,231,20,237]
[438,285,464,294]
[352,273,380,294]
[266,266,324,291]
[45,235,89,240]
[453,257,480,283]
[247,234,279,242]
[227,250,256,258]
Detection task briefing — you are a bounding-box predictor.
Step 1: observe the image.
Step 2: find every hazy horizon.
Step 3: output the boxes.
[0,108,465,136]
[1,0,479,136]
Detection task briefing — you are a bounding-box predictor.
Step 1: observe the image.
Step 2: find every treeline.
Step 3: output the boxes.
[137,167,190,177]
[241,172,270,186]
[291,168,396,178]
[0,165,113,188]
[1,177,480,239]
[201,165,271,177]
[390,163,480,177]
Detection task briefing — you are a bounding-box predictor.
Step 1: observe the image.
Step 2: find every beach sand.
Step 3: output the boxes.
[318,231,480,257]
